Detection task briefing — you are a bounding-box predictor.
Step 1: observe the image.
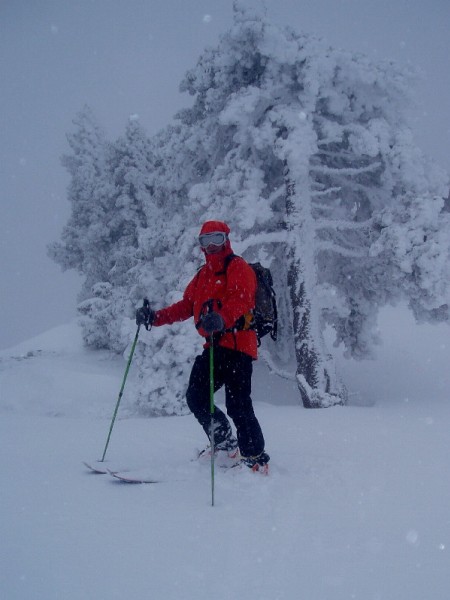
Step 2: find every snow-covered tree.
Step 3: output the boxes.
[166,2,449,407]
[77,116,159,352]
[50,110,153,353]
[124,123,206,416]
[107,116,152,284]
[371,194,450,324]
[48,105,115,296]
[51,3,449,413]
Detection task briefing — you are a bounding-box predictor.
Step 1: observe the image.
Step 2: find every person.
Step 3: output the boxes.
[136,220,270,473]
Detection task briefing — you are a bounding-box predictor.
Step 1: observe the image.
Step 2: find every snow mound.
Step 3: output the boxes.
[0,321,124,418]
[0,321,83,357]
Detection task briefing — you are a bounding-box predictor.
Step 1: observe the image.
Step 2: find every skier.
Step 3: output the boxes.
[136,220,270,473]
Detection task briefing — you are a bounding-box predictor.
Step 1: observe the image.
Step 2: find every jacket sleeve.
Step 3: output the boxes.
[153,274,197,326]
[218,258,256,329]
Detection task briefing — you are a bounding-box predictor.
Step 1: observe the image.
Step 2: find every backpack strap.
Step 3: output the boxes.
[215,253,237,276]
[218,254,256,338]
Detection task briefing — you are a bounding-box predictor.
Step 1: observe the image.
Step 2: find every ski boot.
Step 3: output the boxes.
[197,436,240,464]
[241,451,270,475]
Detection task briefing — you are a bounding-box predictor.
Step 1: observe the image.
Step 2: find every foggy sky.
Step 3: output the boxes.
[1,0,449,350]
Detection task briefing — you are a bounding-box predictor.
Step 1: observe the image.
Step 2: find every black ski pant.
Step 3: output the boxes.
[186,346,265,458]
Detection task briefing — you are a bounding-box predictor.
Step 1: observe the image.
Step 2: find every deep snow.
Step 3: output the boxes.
[1,309,449,600]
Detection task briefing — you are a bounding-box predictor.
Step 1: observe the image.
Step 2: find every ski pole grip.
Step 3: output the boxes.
[143,298,151,331]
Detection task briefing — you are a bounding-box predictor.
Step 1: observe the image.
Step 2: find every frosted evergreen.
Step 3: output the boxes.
[50,4,449,413]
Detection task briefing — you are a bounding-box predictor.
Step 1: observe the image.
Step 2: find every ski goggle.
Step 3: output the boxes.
[198,232,228,248]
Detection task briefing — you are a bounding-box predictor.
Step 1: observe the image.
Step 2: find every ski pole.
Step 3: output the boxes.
[209,336,215,507]
[100,321,142,462]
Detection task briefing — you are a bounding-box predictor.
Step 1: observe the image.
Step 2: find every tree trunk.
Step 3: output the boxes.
[284,164,346,408]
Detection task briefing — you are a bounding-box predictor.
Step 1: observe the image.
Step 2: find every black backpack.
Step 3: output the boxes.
[224,254,278,344]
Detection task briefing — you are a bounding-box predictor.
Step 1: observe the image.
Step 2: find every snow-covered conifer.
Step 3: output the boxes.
[164,3,449,406]
[48,105,114,296]
[51,5,449,412]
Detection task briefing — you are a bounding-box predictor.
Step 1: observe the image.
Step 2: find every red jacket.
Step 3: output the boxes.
[153,243,258,359]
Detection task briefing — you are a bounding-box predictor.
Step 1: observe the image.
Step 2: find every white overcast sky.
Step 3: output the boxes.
[1,0,449,349]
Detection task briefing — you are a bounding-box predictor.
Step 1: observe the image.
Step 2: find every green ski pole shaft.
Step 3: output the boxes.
[101,324,141,462]
[209,338,215,507]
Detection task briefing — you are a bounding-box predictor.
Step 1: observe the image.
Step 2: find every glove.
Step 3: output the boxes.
[201,311,225,334]
[135,304,155,330]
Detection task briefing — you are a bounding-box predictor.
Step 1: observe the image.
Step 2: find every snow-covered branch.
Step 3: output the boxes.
[310,162,382,176]
[316,218,373,231]
[235,230,287,254]
[311,186,342,197]
[258,349,296,383]
[316,241,368,258]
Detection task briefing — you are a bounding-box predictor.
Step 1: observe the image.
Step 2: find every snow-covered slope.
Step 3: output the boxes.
[1,311,449,599]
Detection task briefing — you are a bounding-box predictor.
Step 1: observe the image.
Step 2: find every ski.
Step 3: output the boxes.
[83,461,110,474]
[107,469,160,484]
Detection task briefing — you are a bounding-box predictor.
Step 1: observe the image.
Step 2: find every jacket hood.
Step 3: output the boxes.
[199,220,233,270]
[199,220,231,235]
